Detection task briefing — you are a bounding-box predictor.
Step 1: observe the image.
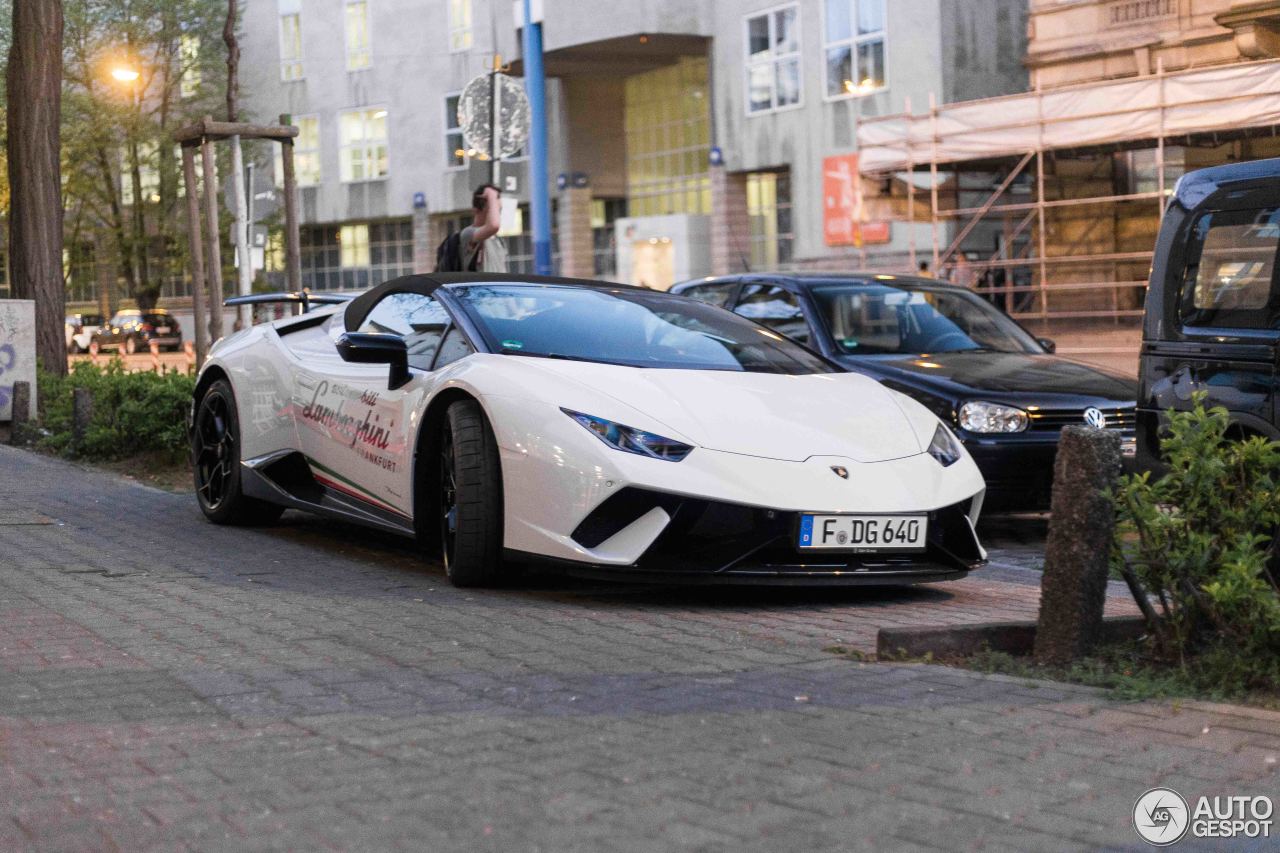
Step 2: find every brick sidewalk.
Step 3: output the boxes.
[0,446,1275,850]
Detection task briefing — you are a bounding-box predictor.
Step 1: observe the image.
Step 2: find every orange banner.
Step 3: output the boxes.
[823,153,890,247]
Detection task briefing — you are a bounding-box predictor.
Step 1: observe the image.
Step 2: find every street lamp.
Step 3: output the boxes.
[110,67,140,83]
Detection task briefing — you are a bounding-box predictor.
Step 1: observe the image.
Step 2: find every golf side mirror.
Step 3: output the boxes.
[336,332,411,390]
[1037,337,1056,354]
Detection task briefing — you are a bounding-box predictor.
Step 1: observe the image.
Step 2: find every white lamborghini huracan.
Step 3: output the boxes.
[191,274,987,587]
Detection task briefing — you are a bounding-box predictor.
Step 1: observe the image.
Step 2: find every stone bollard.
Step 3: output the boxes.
[1034,425,1123,665]
[149,339,162,374]
[88,340,100,366]
[9,381,30,445]
[72,387,94,452]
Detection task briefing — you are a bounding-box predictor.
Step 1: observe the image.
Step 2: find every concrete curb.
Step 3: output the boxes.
[877,615,1149,660]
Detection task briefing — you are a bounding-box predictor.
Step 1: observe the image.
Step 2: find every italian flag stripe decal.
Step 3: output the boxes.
[306,457,409,518]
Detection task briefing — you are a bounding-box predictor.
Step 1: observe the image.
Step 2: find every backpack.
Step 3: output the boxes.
[435,231,481,272]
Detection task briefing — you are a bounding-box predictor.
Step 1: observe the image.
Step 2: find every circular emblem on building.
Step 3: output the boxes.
[1133,787,1190,846]
[1083,407,1107,429]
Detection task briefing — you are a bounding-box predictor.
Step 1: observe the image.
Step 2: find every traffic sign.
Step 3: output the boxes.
[457,72,530,161]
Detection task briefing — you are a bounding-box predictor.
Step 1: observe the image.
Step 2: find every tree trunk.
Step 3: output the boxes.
[6,1,66,375]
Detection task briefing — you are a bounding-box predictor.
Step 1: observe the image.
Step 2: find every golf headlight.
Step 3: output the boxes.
[562,409,693,462]
[927,423,963,467]
[958,401,1029,434]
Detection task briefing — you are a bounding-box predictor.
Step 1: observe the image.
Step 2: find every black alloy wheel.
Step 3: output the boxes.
[435,399,503,587]
[192,379,284,525]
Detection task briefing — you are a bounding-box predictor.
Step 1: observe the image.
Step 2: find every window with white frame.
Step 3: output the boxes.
[745,5,801,114]
[823,0,885,98]
[444,94,465,167]
[345,0,371,70]
[275,115,321,187]
[339,108,388,182]
[449,0,473,52]
[278,0,303,81]
[180,34,201,98]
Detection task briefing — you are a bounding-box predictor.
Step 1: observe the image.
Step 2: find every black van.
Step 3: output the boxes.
[1138,157,1280,471]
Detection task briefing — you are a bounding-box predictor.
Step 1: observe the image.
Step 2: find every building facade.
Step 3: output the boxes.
[238,0,1027,290]
[852,0,1280,370]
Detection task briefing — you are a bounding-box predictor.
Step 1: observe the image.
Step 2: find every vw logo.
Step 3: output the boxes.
[1083,407,1107,429]
[830,466,849,479]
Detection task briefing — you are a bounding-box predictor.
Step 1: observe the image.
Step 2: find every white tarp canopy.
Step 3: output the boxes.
[857,59,1280,174]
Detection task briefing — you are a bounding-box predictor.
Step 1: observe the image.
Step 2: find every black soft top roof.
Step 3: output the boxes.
[343,272,641,331]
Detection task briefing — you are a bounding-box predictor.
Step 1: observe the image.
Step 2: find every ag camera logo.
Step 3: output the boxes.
[1134,788,1190,846]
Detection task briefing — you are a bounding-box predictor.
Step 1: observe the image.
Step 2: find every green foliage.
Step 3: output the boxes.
[37,361,194,461]
[1112,393,1280,691]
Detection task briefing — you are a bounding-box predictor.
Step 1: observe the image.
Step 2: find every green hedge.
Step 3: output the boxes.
[37,362,195,461]
[1113,394,1280,694]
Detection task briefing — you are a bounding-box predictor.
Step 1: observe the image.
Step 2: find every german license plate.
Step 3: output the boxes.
[798,514,928,552]
[157,326,171,334]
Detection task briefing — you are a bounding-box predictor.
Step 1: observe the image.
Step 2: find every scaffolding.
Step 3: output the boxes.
[857,57,1280,331]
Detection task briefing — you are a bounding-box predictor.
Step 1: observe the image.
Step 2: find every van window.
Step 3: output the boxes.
[1181,207,1280,329]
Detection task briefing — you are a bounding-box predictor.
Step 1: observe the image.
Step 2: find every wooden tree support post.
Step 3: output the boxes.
[199,127,225,345]
[9,381,30,445]
[279,114,303,294]
[181,144,209,368]
[173,116,301,342]
[1035,426,1124,665]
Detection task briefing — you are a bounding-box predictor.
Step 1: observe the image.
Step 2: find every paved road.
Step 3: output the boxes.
[1,446,1275,851]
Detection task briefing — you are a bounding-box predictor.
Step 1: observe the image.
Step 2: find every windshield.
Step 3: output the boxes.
[452,284,836,374]
[811,284,1042,355]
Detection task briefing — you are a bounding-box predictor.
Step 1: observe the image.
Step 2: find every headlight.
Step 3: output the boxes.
[927,422,963,467]
[562,408,693,461]
[958,401,1029,434]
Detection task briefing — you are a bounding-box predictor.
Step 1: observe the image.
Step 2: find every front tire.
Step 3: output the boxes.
[192,379,285,526]
[438,399,504,587]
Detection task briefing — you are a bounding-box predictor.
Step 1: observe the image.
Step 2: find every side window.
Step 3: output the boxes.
[433,326,474,369]
[734,284,809,343]
[679,283,735,308]
[358,292,449,370]
[1181,207,1280,330]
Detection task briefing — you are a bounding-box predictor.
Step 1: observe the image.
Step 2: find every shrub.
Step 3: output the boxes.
[1112,394,1280,691]
[37,361,195,461]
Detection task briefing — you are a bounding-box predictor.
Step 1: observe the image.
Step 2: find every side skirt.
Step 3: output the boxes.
[241,450,416,538]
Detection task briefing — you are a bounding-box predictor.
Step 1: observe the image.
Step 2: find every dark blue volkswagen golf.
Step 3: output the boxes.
[673,273,1137,512]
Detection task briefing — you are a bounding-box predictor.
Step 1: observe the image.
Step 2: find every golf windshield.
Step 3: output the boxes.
[812,283,1042,355]
[452,284,836,374]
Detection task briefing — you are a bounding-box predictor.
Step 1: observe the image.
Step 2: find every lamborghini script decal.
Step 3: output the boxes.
[299,379,404,473]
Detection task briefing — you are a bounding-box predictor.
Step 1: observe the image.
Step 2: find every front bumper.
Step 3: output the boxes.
[510,489,984,586]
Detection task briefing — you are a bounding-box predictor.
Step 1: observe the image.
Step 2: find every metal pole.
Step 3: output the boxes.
[1156,58,1166,218]
[489,59,500,185]
[181,144,209,367]
[905,96,916,272]
[522,0,552,275]
[929,92,940,273]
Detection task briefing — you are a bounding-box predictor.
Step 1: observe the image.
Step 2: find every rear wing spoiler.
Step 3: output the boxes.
[224,290,356,313]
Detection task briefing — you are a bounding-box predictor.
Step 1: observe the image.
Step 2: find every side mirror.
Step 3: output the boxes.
[1037,337,1056,354]
[336,332,411,390]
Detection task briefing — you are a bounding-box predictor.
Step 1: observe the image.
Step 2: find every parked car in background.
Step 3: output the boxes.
[64,313,104,353]
[91,309,183,354]
[1138,157,1280,472]
[673,274,1138,512]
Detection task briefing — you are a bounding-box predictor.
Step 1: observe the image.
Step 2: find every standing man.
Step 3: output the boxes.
[460,183,507,273]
